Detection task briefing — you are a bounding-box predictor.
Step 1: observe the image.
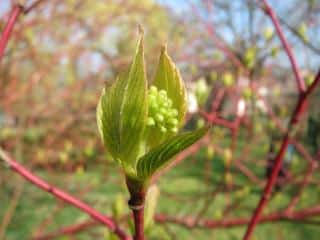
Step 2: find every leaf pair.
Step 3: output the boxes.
[97,33,209,181]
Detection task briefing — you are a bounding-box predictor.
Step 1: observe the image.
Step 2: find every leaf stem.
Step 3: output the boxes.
[126,176,146,240]
[132,207,145,240]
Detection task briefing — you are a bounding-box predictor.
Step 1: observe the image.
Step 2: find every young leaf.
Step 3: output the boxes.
[153,46,186,127]
[97,35,148,168]
[137,126,209,179]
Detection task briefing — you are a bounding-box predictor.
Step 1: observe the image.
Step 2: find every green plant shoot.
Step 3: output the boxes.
[96,33,209,196]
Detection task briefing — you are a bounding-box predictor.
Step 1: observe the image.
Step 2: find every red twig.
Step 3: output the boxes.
[155,205,320,229]
[211,88,226,113]
[0,149,130,240]
[260,0,306,93]
[132,208,144,240]
[33,220,97,240]
[200,110,237,130]
[0,4,23,61]
[0,0,47,62]
[243,71,320,239]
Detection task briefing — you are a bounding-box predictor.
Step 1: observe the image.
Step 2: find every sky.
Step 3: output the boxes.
[0,1,10,17]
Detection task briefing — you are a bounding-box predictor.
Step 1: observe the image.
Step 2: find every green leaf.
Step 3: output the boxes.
[153,45,186,127]
[97,34,148,169]
[137,126,209,179]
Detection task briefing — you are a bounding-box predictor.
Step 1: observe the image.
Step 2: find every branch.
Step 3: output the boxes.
[0,148,130,240]
[260,0,306,93]
[278,16,320,55]
[0,4,23,61]
[155,205,320,229]
[0,0,47,62]
[33,220,97,240]
[243,69,320,239]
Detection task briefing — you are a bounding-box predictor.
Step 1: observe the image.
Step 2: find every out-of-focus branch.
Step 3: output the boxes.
[0,5,23,61]
[0,148,130,240]
[244,69,320,239]
[278,16,320,55]
[32,220,98,240]
[0,0,47,62]
[259,0,305,93]
[155,205,320,229]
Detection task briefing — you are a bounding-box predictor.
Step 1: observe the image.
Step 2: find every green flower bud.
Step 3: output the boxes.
[169,109,178,117]
[160,126,167,133]
[147,86,180,137]
[147,117,155,126]
[159,108,167,115]
[155,113,164,122]
[168,118,178,126]
[166,99,173,108]
[150,86,157,93]
[159,89,167,97]
[97,34,208,183]
[170,127,178,133]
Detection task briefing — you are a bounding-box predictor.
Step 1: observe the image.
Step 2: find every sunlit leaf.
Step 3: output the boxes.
[153,45,186,127]
[97,35,148,169]
[137,126,209,179]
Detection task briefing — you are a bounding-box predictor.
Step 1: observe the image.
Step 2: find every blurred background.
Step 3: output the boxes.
[0,0,320,239]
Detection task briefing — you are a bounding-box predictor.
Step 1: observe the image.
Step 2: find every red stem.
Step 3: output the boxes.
[0,149,130,240]
[133,208,145,240]
[155,205,320,228]
[243,71,320,239]
[33,220,97,240]
[260,0,306,93]
[0,5,23,61]
[0,0,47,62]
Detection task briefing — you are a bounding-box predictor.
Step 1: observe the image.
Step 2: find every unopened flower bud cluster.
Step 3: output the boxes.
[147,86,179,133]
